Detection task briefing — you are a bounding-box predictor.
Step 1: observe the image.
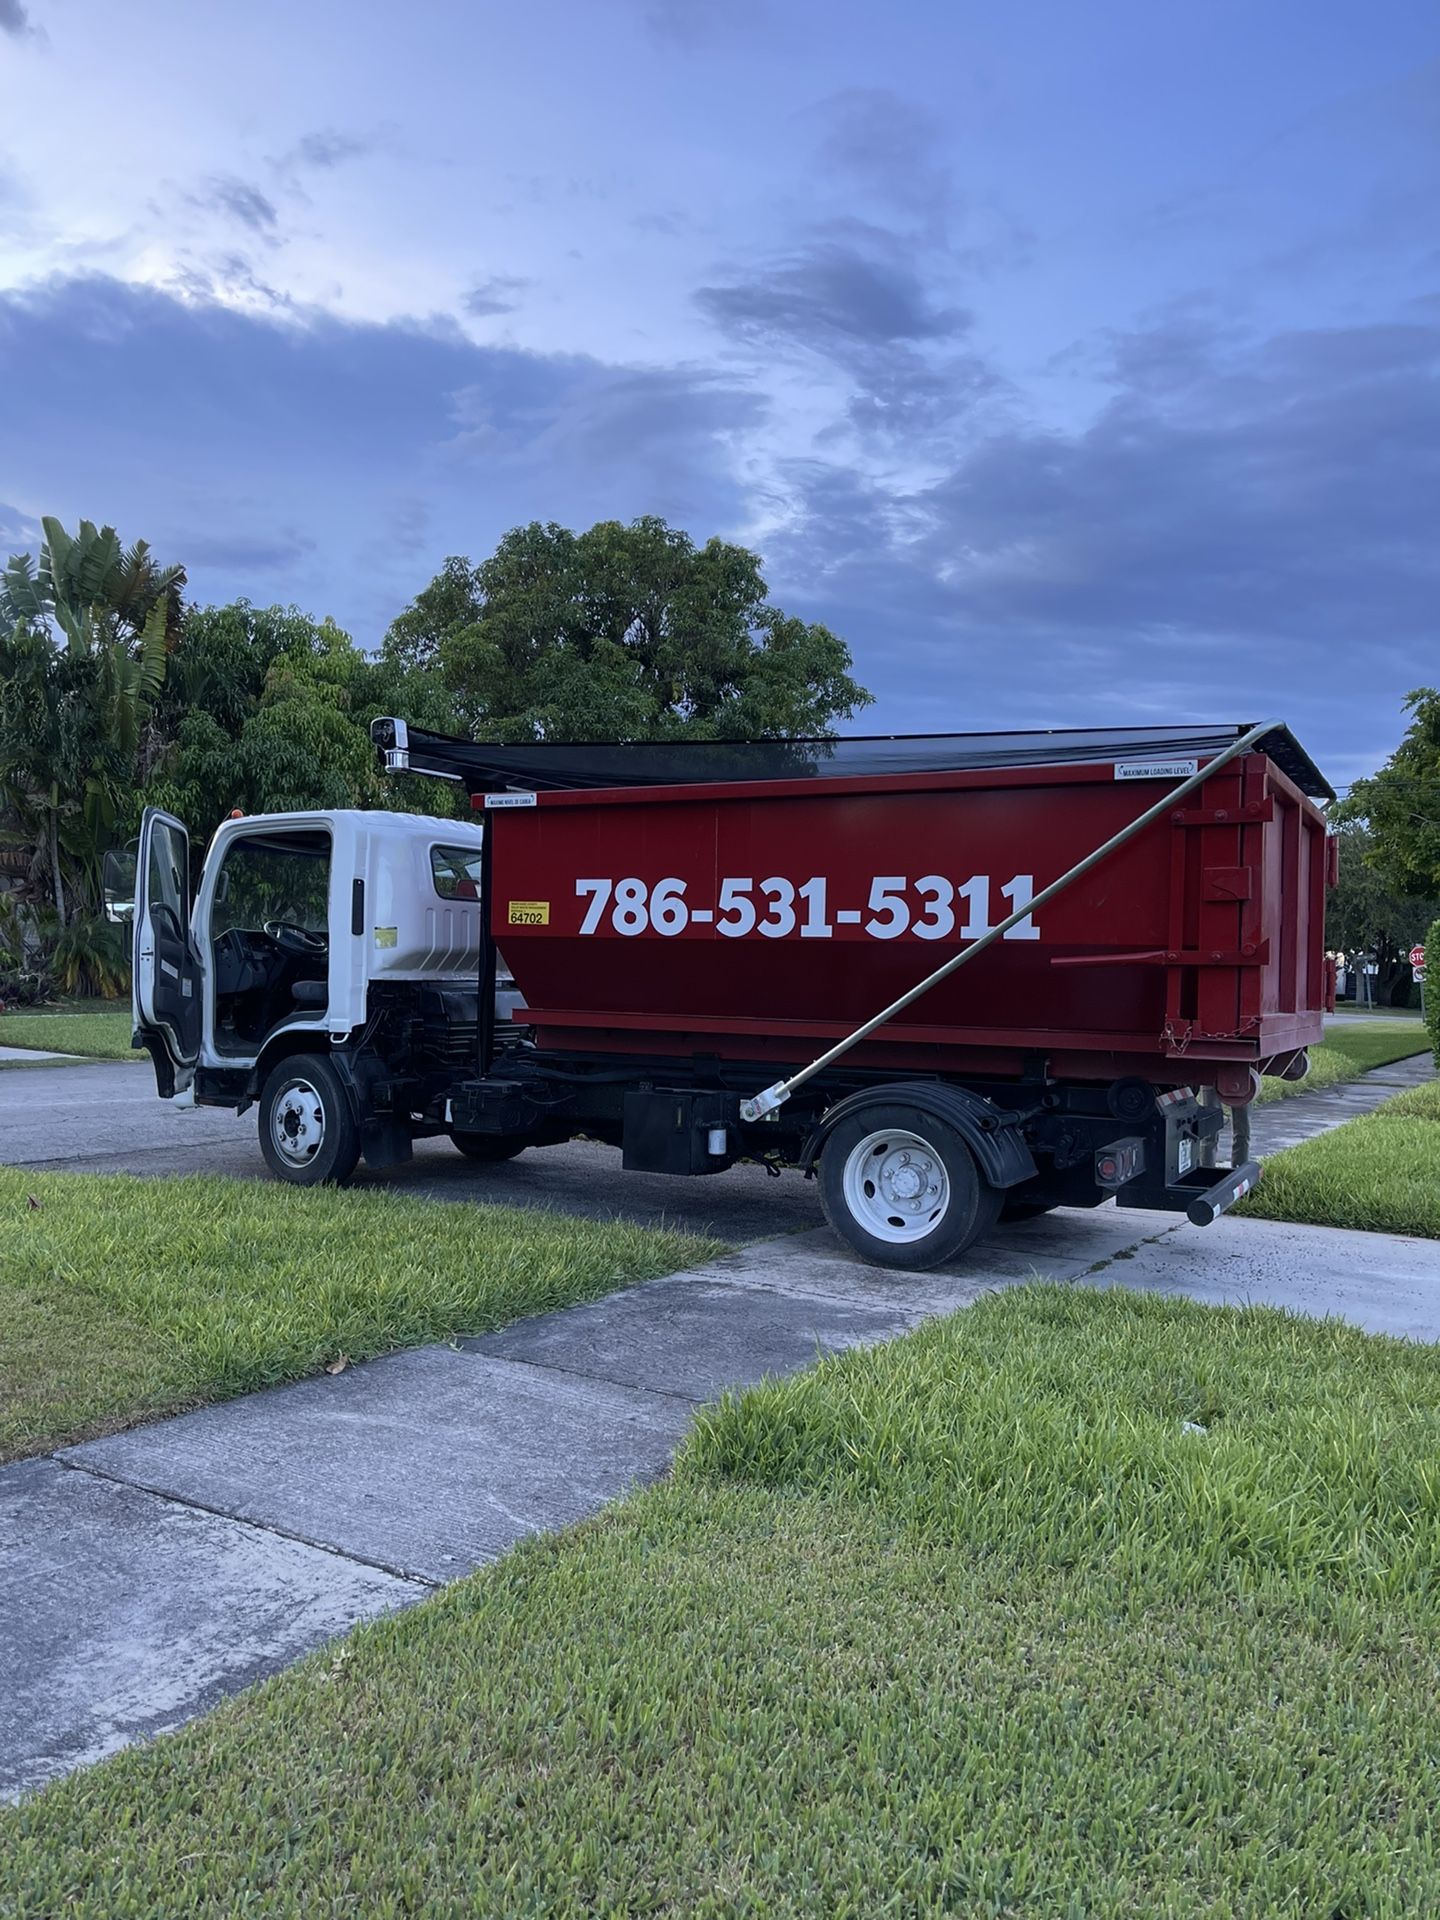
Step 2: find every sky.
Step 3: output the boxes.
[0,0,1436,790]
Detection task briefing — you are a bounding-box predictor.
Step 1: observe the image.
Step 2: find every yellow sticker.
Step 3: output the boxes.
[507,900,550,927]
[374,926,398,948]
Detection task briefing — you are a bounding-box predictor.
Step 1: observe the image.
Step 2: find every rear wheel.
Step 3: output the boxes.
[449,1129,536,1162]
[258,1052,360,1187]
[819,1104,1000,1270]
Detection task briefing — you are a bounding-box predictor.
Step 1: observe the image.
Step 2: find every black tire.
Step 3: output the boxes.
[818,1102,1000,1270]
[448,1129,536,1163]
[258,1052,361,1187]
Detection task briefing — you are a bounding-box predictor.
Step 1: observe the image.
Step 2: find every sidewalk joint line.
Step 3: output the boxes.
[49,1453,438,1590]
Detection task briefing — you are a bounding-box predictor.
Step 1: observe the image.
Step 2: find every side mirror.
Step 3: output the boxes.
[102,845,138,925]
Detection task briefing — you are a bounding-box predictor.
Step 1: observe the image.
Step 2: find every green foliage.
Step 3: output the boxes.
[1325,820,1439,965]
[1343,688,1440,896]
[0,961,54,1008]
[1241,1084,1440,1237]
[0,518,187,947]
[385,515,872,741]
[0,1166,719,1461]
[1426,915,1440,1064]
[142,601,465,843]
[2,512,867,998]
[9,1290,1440,1915]
[47,914,129,998]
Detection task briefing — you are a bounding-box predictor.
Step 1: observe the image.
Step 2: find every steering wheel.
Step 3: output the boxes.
[264,920,329,959]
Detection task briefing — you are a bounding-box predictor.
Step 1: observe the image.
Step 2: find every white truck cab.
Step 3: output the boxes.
[126,805,508,1181]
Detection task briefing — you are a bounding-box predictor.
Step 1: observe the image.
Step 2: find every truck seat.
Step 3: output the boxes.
[291,980,327,1008]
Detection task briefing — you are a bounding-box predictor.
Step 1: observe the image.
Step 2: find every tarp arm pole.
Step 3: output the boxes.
[739,719,1282,1122]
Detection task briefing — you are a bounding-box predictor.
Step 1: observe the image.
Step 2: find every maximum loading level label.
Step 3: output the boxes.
[1113,758,1199,781]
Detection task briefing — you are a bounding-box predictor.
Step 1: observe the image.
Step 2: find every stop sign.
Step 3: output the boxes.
[1411,944,1426,969]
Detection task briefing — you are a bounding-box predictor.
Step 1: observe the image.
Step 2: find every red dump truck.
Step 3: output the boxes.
[127,719,1333,1269]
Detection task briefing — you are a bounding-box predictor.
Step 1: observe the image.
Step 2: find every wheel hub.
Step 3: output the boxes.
[841,1128,951,1244]
[272,1081,325,1166]
[886,1159,925,1201]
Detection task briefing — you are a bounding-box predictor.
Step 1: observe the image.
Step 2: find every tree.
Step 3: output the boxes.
[1342,689,1440,897]
[144,602,464,844]
[1325,821,1438,1002]
[384,516,872,741]
[0,518,184,932]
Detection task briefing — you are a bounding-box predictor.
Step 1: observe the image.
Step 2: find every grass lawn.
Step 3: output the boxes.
[0,1167,719,1461]
[6,1285,1440,1916]
[1256,1019,1429,1103]
[1332,1001,1423,1016]
[0,1008,139,1062]
[1242,1077,1440,1239]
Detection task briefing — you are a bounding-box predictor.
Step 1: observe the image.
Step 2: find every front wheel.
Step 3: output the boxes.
[819,1104,1000,1270]
[258,1052,361,1186]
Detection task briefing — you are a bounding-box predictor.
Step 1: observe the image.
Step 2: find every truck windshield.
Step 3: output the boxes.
[213,833,331,935]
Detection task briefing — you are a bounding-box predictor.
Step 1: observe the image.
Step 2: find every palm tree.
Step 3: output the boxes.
[0,518,185,940]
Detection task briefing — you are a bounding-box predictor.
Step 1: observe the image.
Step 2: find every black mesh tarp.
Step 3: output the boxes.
[371,718,1332,801]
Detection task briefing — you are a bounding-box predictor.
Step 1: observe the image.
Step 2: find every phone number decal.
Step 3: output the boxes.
[571,875,1041,941]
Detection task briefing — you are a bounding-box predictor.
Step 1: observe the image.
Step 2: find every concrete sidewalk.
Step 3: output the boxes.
[1248,1049,1434,1154]
[7,1200,1440,1802]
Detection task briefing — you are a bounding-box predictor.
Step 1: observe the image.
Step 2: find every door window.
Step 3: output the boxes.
[213,834,331,935]
[146,820,189,930]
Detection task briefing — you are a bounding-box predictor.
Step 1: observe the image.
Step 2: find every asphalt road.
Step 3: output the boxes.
[0,1059,827,1241]
[3,1039,1432,1245]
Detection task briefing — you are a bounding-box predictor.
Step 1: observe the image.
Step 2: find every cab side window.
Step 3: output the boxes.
[431,845,482,901]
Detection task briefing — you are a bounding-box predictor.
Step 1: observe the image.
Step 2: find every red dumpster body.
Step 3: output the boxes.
[485,745,1332,1099]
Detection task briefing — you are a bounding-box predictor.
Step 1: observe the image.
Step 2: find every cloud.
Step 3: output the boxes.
[698,228,965,350]
[812,90,955,231]
[462,274,528,318]
[762,309,1440,774]
[0,269,1429,783]
[632,209,690,237]
[387,497,431,557]
[0,499,41,556]
[0,0,34,40]
[168,250,294,312]
[0,273,762,642]
[194,175,280,235]
[288,128,382,171]
[175,529,317,572]
[696,224,1001,444]
[641,0,763,48]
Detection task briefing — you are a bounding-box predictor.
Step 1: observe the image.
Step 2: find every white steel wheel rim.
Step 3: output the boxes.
[841,1128,950,1244]
[272,1078,326,1167]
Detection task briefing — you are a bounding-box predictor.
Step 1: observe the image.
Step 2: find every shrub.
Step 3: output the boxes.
[49,914,129,998]
[1426,916,1440,1064]
[0,962,56,1008]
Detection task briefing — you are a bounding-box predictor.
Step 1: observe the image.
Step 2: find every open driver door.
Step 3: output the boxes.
[128,808,202,1096]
